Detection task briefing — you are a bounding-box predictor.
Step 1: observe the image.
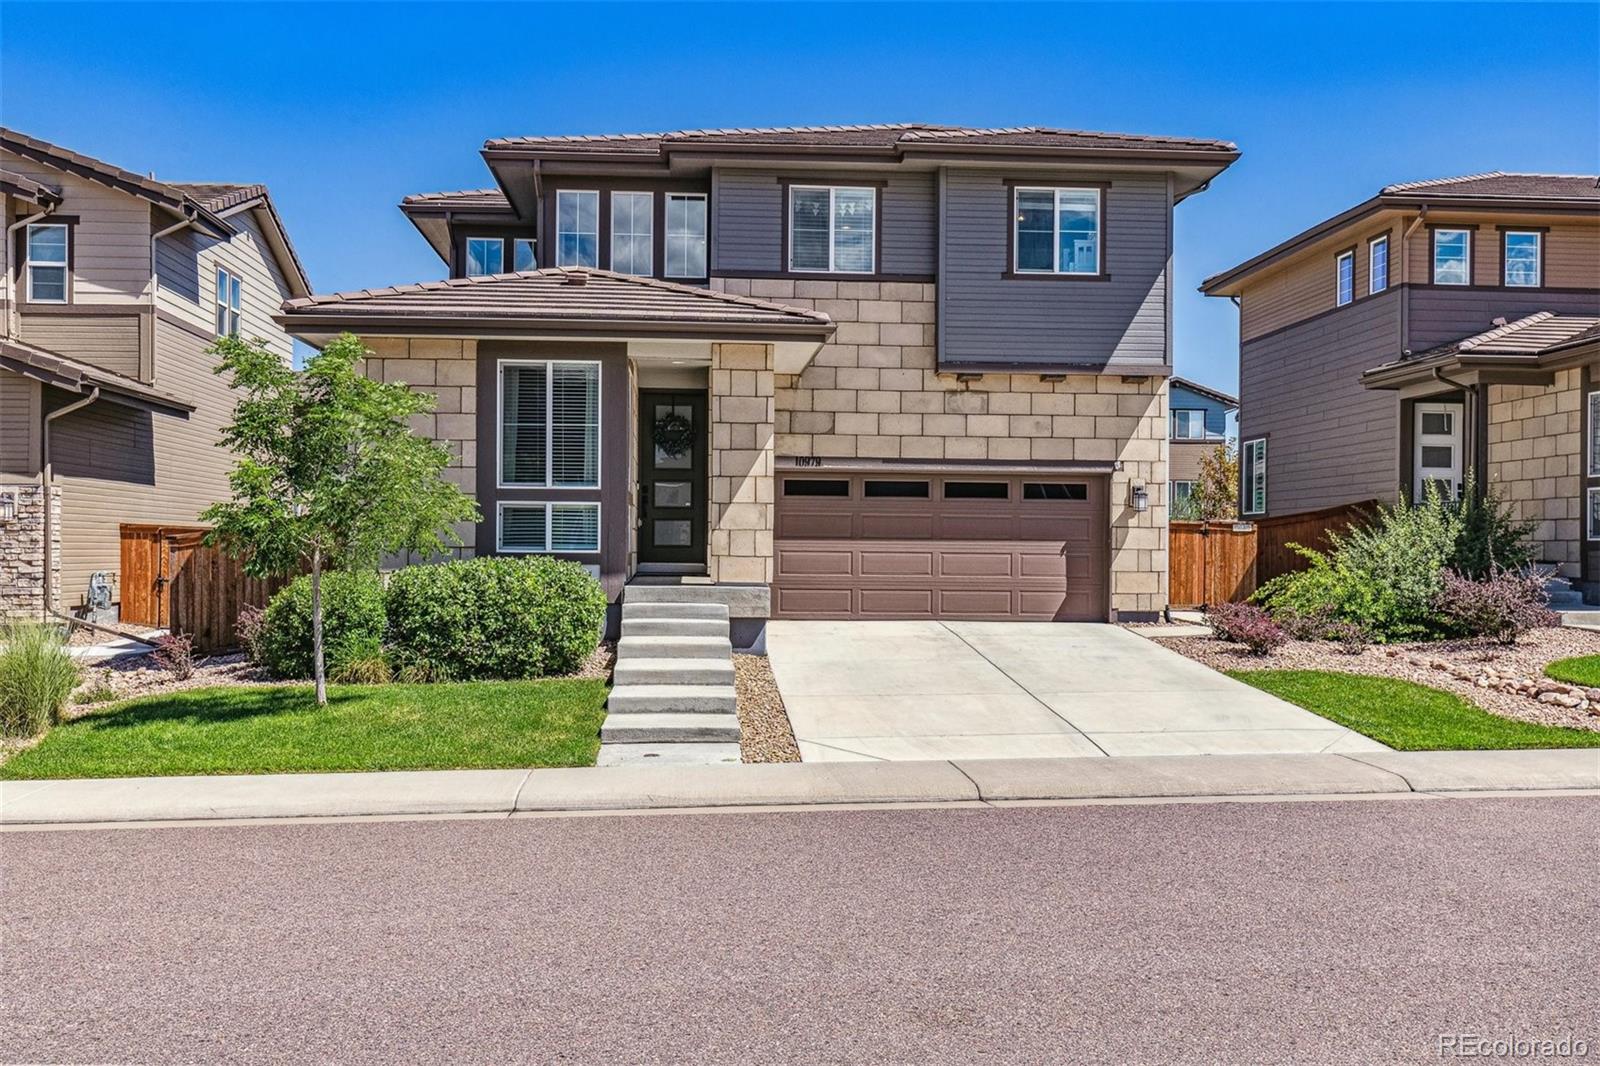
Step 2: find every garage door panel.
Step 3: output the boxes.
[1016,551,1067,579]
[938,589,1016,616]
[938,514,1020,539]
[860,549,935,577]
[860,588,935,616]
[860,512,935,539]
[776,548,854,577]
[938,551,1016,578]
[774,586,855,617]
[779,512,854,539]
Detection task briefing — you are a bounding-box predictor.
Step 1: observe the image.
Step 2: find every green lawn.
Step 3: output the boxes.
[1228,670,1600,751]
[0,680,609,780]
[1544,655,1600,687]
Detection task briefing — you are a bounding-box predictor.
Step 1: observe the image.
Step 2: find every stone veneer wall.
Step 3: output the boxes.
[1487,370,1583,577]
[708,343,776,584]
[0,485,60,621]
[712,278,1169,615]
[359,337,480,558]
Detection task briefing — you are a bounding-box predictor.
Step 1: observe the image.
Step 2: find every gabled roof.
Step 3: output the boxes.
[0,167,63,207]
[0,128,311,298]
[1169,376,1238,409]
[277,267,836,342]
[1201,172,1600,296]
[0,337,193,417]
[1361,312,1600,390]
[484,122,1237,157]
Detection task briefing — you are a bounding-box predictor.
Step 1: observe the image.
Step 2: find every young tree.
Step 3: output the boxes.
[1190,442,1241,522]
[202,334,479,705]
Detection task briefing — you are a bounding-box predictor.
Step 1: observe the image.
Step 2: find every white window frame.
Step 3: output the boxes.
[496,359,602,490]
[1172,409,1208,440]
[1587,391,1600,478]
[1503,230,1542,288]
[1368,234,1389,294]
[1242,437,1267,516]
[25,222,69,304]
[610,191,654,276]
[464,237,504,277]
[496,501,602,554]
[215,266,242,337]
[1432,228,1472,286]
[787,185,876,274]
[512,237,537,272]
[1012,186,1103,276]
[556,189,600,268]
[664,192,708,279]
[1335,249,1355,306]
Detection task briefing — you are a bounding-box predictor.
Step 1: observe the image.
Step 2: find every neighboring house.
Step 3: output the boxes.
[0,127,309,621]
[280,123,1238,634]
[1167,375,1236,517]
[1200,172,1600,561]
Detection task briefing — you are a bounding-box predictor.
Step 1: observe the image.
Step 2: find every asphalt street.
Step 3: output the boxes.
[3,796,1596,1064]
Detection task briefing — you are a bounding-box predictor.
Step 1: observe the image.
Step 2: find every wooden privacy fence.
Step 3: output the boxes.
[120,525,292,652]
[1168,500,1378,608]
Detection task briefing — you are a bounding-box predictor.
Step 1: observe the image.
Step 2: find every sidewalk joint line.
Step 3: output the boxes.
[944,760,990,805]
[1333,753,1415,792]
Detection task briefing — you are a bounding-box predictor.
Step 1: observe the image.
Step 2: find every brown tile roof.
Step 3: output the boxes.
[0,167,63,206]
[170,182,269,212]
[0,337,193,415]
[401,188,513,211]
[278,267,835,338]
[1383,172,1600,201]
[1422,312,1600,357]
[485,122,1237,157]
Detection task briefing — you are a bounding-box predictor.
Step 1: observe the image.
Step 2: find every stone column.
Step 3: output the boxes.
[709,343,775,584]
[0,484,60,621]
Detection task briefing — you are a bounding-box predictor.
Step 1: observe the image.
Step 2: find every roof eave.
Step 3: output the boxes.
[276,313,836,346]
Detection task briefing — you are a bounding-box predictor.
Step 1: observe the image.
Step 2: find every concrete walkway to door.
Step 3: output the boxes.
[765,621,1388,762]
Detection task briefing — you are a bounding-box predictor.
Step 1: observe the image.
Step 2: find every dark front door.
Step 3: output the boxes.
[638,389,708,566]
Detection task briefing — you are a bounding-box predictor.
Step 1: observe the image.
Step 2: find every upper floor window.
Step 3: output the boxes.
[1172,409,1208,440]
[611,192,653,276]
[556,190,599,268]
[1335,249,1354,306]
[1242,438,1267,516]
[466,237,503,277]
[1503,231,1542,287]
[1014,187,1101,275]
[1369,234,1389,294]
[499,359,601,489]
[513,238,536,272]
[789,185,874,274]
[25,223,68,303]
[665,193,708,278]
[1432,228,1471,286]
[215,267,242,337]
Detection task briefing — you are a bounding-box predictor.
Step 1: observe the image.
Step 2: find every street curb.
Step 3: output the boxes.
[2,750,1597,826]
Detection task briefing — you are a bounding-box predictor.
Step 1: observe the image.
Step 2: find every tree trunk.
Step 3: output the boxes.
[311,545,326,707]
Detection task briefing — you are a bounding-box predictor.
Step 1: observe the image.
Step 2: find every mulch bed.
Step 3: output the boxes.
[1152,626,1600,733]
[733,654,801,763]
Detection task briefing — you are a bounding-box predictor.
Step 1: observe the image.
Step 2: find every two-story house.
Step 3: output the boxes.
[279,123,1238,638]
[1167,375,1236,517]
[1201,173,1599,584]
[0,127,309,622]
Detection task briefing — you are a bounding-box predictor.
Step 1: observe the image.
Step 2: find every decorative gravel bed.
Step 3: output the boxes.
[1151,626,1600,733]
[733,654,801,763]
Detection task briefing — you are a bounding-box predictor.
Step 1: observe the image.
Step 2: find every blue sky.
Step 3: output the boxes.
[4,2,1596,391]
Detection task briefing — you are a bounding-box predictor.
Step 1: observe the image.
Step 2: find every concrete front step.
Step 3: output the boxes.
[612,657,736,686]
[596,742,743,766]
[600,712,742,743]
[621,601,730,622]
[617,635,733,660]
[622,617,731,638]
[623,582,770,617]
[1548,591,1585,607]
[607,684,738,714]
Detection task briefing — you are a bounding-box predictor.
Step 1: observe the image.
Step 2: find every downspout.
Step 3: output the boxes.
[40,386,100,618]
[5,204,56,340]
[1399,207,1428,360]
[149,212,198,383]
[1432,365,1480,503]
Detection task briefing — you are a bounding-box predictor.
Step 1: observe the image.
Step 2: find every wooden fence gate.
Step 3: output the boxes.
[119,525,291,652]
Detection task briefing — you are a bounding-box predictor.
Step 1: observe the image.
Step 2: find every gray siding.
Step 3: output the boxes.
[17,312,143,378]
[1239,288,1403,516]
[938,169,1170,370]
[1169,382,1230,439]
[710,168,936,276]
[0,370,41,477]
[1405,287,1600,351]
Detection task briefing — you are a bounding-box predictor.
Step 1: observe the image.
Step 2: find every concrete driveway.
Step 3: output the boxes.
[766,621,1387,762]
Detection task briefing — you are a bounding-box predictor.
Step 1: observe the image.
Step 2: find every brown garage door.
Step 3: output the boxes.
[773,471,1109,621]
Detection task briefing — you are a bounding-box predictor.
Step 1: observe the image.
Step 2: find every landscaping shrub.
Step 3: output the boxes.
[1277,606,1334,641]
[329,653,392,685]
[385,556,606,680]
[1323,620,1368,655]
[0,623,80,737]
[1449,478,1537,578]
[1433,568,1559,645]
[235,604,267,663]
[1206,602,1286,655]
[257,570,387,680]
[153,633,195,680]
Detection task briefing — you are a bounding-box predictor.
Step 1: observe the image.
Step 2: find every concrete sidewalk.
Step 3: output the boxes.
[3,749,1597,826]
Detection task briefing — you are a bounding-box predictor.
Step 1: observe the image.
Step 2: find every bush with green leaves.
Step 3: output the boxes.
[0,622,80,737]
[385,556,607,680]
[1449,479,1538,577]
[257,570,387,680]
